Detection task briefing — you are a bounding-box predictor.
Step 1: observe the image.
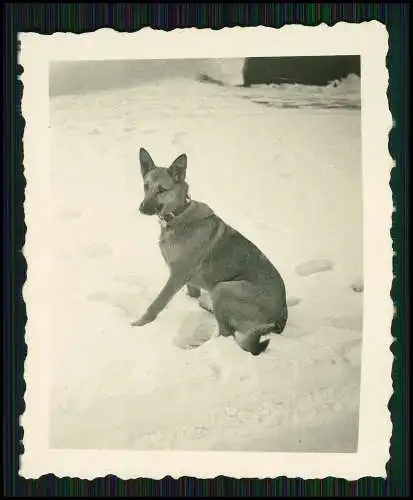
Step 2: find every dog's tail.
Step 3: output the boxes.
[235,323,276,356]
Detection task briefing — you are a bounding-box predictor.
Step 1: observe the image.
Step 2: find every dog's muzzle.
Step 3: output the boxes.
[139,199,161,216]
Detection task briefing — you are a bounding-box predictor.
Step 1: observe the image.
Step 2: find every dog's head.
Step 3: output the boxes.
[138,148,189,218]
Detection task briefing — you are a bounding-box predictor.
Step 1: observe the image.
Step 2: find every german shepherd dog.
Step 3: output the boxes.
[132,148,288,355]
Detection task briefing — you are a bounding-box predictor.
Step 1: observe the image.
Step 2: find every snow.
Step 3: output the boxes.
[48,74,363,452]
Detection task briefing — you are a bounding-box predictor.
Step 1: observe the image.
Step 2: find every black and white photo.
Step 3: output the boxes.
[20,25,392,480]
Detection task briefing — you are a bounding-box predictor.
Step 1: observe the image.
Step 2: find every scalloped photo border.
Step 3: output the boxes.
[19,23,393,480]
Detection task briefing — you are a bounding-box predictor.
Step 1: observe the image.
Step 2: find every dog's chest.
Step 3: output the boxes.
[158,221,214,268]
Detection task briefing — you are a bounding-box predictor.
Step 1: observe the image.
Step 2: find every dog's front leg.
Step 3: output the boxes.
[132,272,190,327]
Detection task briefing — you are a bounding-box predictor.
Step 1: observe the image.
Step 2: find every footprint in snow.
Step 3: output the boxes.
[87,291,146,319]
[296,259,335,276]
[173,311,215,350]
[326,315,363,331]
[287,296,301,307]
[351,279,364,293]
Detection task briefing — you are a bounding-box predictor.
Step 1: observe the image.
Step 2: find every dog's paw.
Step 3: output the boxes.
[198,294,214,313]
[131,312,157,327]
[131,319,145,327]
[186,285,201,299]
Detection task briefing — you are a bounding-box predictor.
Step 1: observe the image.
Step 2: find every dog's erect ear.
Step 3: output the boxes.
[168,154,187,182]
[139,148,156,178]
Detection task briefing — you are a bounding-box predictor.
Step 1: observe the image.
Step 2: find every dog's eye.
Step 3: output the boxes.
[158,186,167,194]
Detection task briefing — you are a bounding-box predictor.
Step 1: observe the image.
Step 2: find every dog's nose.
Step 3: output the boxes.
[139,201,150,214]
[139,200,158,215]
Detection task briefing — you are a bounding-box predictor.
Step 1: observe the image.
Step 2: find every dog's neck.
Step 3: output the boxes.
[158,195,192,227]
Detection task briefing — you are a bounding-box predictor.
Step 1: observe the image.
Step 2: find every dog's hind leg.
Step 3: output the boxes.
[211,281,280,355]
[273,304,288,334]
[209,290,235,337]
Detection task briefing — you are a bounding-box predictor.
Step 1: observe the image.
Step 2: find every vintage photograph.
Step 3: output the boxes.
[20,25,392,480]
[47,55,363,453]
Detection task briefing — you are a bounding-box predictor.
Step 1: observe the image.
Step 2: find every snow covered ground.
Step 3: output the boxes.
[48,69,363,452]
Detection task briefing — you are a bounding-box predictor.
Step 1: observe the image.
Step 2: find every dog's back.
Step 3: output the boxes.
[168,204,284,291]
[160,200,288,349]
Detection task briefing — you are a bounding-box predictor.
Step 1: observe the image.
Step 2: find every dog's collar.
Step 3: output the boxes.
[158,196,192,227]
